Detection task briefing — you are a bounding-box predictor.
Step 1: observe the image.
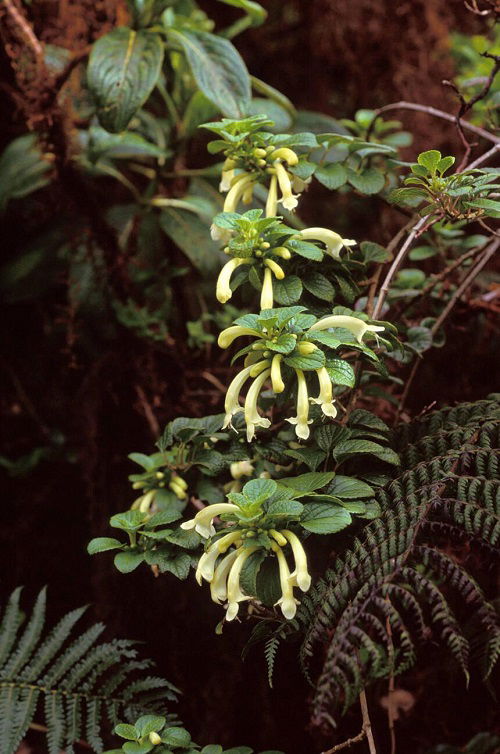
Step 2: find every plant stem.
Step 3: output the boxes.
[359,690,378,754]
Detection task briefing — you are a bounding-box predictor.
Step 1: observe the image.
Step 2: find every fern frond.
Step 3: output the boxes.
[300,397,500,729]
[0,588,178,754]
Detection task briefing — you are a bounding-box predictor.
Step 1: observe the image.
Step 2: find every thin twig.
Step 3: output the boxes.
[366,101,500,144]
[322,729,366,753]
[359,690,378,754]
[135,385,161,438]
[385,607,397,754]
[2,0,44,64]
[372,216,429,319]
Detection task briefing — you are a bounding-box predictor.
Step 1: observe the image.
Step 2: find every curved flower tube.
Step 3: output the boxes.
[286,369,312,440]
[244,368,272,442]
[216,258,249,304]
[281,530,311,592]
[180,503,240,539]
[226,546,258,621]
[271,354,285,393]
[273,544,299,620]
[218,325,261,349]
[298,227,356,260]
[222,360,269,429]
[210,223,232,244]
[269,147,299,165]
[310,366,337,418]
[265,174,278,218]
[210,549,240,604]
[274,161,299,211]
[308,315,385,344]
[260,266,274,310]
[264,258,285,279]
[230,460,254,479]
[196,529,243,584]
[223,173,255,212]
[219,158,236,192]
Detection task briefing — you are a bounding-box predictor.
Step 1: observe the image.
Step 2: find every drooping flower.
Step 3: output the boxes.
[265,174,278,217]
[286,369,312,440]
[218,325,261,349]
[222,360,270,430]
[274,161,299,211]
[273,543,299,620]
[226,546,258,621]
[244,368,272,442]
[209,549,240,604]
[180,503,240,539]
[310,366,337,418]
[298,227,356,260]
[196,529,243,584]
[230,460,254,479]
[210,223,232,244]
[223,173,255,212]
[309,315,385,344]
[271,354,285,393]
[261,267,274,310]
[281,530,311,592]
[216,257,248,304]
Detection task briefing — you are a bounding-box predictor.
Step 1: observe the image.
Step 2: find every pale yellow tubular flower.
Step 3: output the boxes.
[210,549,239,604]
[286,369,312,440]
[242,183,254,204]
[311,366,337,418]
[292,175,311,193]
[269,529,287,546]
[138,489,156,513]
[222,360,269,429]
[216,257,249,304]
[226,546,258,621]
[260,267,274,310]
[281,530,311,592]
[265,174,278,218]
[196,529,243,584]
[298,228,356,260]
[297,341,317,355]
[223,174,255,212]
[219,158,236,192]
[269,147,299,165]
[271,354,285,393]
[273,246,292,260]
[218,325,260,349]
[273,544,299,620]
[180,502,240,539]
[274,161,299,211]
[230,460,254,479]
[244,368,272,442]
[264,258,285,279]
[210,224,233,244]
[308,315,385,344]
[169,480,187,500]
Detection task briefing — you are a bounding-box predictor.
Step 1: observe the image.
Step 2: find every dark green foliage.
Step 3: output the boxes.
[298,397,500,728]
[0,588,178,754]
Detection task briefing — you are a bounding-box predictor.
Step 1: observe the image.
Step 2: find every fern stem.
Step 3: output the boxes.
[359,690,377,754]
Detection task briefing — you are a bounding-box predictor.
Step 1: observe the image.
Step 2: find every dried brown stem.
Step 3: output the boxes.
[322,729,366,753]
[360,690,378,754]
[1,0,43,64]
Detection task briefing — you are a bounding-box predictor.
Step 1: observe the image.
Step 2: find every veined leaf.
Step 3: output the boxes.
[87,28,164,133]
[169,28,251,118]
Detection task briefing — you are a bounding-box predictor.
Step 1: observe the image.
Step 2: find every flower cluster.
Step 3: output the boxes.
[128,452,190,515]
[181,479,311,621]
[218,306,386,441]
[212,209,356,309]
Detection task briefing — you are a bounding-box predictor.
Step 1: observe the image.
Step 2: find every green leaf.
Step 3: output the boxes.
[278,471,335,493]
[123,742,153,754]
[315,163,348,190]
[284,447,326,471]
[284,349,326,371]
[88,126,167,161]
[135,715,166,737]
[286,239,323,261]
[464,198,500,218]
[349,409,389,432]
[360,241,390,263]
[156,551,192,579]
[334,439,400,465]
[273,275,303,305]
[326,358,356,387]
[301,503,352,534]
[315,424,350,453]
[407,326,433,353]
[159,207,221,274]
[162,727,192,748]
[239,550,267,596]
[110,510,147,531]
[128,452,157,470]
[264,333,297,354]
[437,155,455,175]
[201,746,224,754]
[114,550,145,573]
[169,29,251,118]
[417,149,442,174]
[0,134,51,210]
[266,499,304,517]
[326,475,374,499]
[87,28,164,133]
[87,537,123,555]
[114,723,139,740]
[409,244,437,261]
[242,478,277,502]
[303,272,335,302]
[347,168,385,194]
[389,187,426,205]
